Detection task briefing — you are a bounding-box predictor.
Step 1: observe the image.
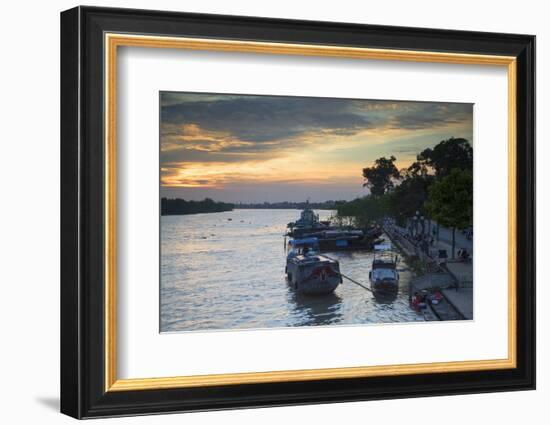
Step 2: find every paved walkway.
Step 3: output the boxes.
[411,273,454,291]
[396,221,472,260]
[430,220,473,254]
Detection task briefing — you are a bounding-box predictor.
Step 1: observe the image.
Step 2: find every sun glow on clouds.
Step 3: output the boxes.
[160,93,473,201]
[162,123,257,153]
[161,156,362,189]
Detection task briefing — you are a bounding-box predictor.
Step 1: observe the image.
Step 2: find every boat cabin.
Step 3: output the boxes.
[370,260,398,281]
[287,237,320,258]
[293,207,320,228]
[369,243,399,284]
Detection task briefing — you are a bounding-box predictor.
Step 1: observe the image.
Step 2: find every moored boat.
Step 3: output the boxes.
[286,204,384,251]
[369,244,399,294]
[286,238,342,295]
[296,227,384,251]
[286,202,329,237]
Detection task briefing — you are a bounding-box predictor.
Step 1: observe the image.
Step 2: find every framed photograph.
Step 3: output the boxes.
[60,6,535,419]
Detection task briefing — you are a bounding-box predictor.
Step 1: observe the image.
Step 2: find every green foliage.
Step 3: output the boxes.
[362,156,400,196]
[417,137,473,177]
[336,195,389,227]
[425,169,473,230]
[404,160,430,178]
[387,174,434,224]
[337,137,473,233]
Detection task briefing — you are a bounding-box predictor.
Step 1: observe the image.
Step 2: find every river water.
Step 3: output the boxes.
[161,209,424,332]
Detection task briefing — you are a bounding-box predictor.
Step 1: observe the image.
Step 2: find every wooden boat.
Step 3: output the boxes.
[286,238,342,295]
[369,244,399,294]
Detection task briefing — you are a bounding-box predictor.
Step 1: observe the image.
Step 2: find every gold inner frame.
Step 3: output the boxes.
[104,33,517,392]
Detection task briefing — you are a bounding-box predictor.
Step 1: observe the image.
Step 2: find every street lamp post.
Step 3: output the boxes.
[413,210,421,237]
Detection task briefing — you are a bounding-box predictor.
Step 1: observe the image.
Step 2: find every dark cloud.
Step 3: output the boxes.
[161,95,373,143]
[385,103,472,130]
[160,93,473,166]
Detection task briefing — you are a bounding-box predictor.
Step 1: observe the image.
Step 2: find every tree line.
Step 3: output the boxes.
[236,201,338,210]
[161,199,342,215]
[161,198,234,215]
[336,137,473,256]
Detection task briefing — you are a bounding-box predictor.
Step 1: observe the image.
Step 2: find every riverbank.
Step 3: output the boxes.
[385,224,473,320]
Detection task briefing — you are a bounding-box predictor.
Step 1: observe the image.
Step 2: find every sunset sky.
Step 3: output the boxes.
[160,92,473,203]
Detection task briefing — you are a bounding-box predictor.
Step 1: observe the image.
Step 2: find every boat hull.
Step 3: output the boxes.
[370,278,399,294]
[317,237,383,252]
[287,260,341,295]
[288,228,384,252]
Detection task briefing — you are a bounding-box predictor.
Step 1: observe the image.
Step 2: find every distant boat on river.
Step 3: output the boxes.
[286,201,330,235]
[286,203,384,251]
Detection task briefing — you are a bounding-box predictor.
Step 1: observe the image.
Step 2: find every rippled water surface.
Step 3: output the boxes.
[161,209,424,332]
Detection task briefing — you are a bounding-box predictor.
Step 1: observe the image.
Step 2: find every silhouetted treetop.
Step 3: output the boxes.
[362,156,400,196]
[416,137,473,177]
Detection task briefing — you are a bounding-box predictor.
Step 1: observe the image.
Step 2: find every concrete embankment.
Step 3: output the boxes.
[385,226,473,320]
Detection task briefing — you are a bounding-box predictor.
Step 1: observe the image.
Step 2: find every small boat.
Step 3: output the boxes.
[369,244,399,294]
[286,238,342,295]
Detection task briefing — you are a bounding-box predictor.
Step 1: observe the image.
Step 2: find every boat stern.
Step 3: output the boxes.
[295,261,341,294]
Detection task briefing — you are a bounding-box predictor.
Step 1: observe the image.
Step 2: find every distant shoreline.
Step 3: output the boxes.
[234,201,339,210]
[161,207,337,216]
[161,198,234,216]
[161,197,341,215]
[235,207,335,210]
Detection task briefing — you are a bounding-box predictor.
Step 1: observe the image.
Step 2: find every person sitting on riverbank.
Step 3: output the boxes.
[411,292,427,312]
[457,248,471,263]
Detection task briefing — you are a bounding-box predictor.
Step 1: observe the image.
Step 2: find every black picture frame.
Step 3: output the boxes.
[61,5,535,419]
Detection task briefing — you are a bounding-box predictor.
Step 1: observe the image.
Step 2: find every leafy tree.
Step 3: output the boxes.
[388,174,434,226]
[417,137,473,177]
[425,169,473,258]
[362,156,400,196]
[336,195,389,227]
[403,160,430,179]
[338,138,473,241]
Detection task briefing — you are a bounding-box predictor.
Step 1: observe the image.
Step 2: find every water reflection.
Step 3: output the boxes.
[288,291,343,327]
[372,290,399,304]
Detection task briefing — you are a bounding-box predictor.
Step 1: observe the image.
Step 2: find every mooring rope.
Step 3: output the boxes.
[338,272,373,293]
[320,253,373,293]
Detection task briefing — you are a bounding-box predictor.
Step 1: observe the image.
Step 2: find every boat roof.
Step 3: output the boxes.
[372,259,397,269]
[289,237,319,246]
